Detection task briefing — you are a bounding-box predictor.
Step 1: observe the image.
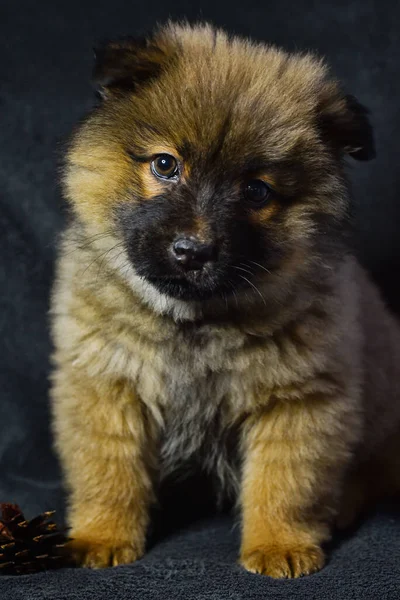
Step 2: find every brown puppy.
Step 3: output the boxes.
[50,22,400,578]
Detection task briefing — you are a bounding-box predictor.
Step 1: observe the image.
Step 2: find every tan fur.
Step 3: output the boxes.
[50,22,400,577]
[250,199,280,224]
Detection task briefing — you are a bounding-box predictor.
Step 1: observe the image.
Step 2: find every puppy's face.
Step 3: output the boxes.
[64,24,374,304]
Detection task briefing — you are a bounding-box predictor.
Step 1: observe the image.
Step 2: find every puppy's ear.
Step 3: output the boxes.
[92,36,170,98]
[319,91,376,161]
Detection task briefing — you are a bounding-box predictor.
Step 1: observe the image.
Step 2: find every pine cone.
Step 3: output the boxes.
[0,503,70,575]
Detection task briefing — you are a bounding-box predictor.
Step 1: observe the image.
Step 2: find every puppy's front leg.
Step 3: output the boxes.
[240,397,355,578]
[52,373,157,568]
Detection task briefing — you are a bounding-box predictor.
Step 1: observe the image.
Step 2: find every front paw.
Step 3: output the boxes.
[68,537,144,568]
[240,544,324,578]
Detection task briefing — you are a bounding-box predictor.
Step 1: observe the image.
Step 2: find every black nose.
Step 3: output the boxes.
[172,237,216,271]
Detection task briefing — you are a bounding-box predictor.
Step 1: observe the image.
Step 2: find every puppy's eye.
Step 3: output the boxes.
[151,154,179,180]
[243,179,273,208]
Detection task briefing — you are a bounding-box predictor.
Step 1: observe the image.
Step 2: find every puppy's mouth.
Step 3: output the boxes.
[145,270,226,301]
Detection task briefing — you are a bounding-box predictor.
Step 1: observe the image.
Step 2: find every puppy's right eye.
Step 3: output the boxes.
[243,179,274,208]
[151,154,179,180]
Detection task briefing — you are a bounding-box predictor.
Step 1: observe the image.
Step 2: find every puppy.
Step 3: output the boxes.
[50,23,400,578]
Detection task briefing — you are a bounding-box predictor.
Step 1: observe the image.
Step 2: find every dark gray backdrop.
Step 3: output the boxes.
[1,1,399,598]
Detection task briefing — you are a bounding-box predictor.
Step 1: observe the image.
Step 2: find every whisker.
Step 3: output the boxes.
[121,260,135,283]
[223,293,229,311]
[226,279,239,309]
[80,242,122,278]
[64,230,115,256]
[232,264,255,277]
[247,260,272,276]
[238,274,267,306]
[218,289,229,311]
[246,259,285,281]
[96,243,124,283]
[108,246,127,268]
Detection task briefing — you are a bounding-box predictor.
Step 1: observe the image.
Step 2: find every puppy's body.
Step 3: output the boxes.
[51,23,400,577]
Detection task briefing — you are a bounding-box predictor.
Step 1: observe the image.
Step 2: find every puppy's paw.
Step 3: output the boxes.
[240,544,324,578]
[68,537,143,568]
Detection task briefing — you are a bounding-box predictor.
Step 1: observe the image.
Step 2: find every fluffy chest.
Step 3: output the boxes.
[158,370,238,487]
[132,328,255,488]
[132,325,308,488]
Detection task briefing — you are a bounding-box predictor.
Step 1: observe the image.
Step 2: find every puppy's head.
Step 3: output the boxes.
[64,23,374,307]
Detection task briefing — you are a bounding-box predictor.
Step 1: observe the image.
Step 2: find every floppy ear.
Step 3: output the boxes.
[92,36,169,98]
[319,92,376,161]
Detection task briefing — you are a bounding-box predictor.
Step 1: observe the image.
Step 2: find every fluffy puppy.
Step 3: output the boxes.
[50,22,400,578]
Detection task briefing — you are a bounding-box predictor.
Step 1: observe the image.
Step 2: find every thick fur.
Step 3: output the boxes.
[50,23,400,578]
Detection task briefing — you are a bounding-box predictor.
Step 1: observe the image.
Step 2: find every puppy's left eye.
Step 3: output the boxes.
[243,179,273,208]
[151,154,179,180]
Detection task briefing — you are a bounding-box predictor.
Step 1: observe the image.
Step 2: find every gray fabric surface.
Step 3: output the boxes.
[2,514,400,600]
[1,0,399,598]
